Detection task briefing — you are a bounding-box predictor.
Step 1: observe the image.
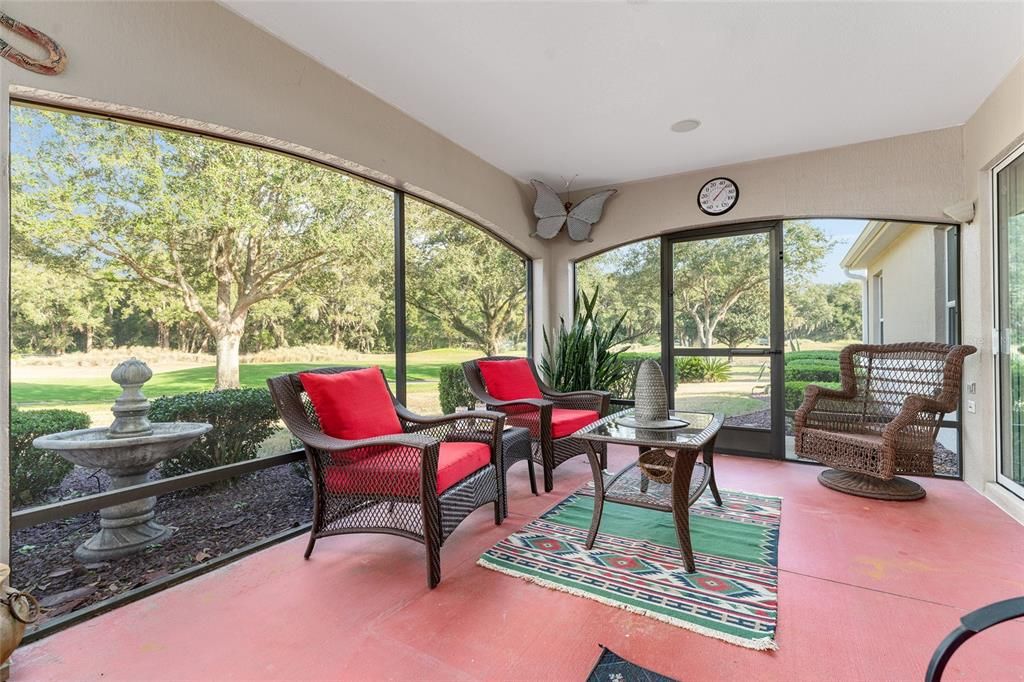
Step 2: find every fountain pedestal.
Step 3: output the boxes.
[33,359,211,563]
[74,467,170,562]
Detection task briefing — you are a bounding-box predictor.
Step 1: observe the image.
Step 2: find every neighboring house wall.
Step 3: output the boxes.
[856,226,951,345]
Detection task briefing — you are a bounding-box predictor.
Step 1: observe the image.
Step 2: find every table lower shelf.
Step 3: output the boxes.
[593,460,711,512]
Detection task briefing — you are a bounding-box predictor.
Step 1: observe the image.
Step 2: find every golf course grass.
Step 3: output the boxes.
[12,348,485,407]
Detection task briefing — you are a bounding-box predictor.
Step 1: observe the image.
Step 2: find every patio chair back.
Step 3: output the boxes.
[462,355,543,404]
[837,343,973,437]
[266,366,395,441]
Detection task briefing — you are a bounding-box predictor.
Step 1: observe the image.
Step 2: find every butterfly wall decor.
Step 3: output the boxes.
[530,179,616,242]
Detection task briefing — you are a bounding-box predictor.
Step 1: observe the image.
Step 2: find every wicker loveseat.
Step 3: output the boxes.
[794,342,976,500]
[462,357,609,492]
[267,366,505,588]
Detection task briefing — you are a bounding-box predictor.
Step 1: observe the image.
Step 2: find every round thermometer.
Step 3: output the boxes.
[698,177,739,216]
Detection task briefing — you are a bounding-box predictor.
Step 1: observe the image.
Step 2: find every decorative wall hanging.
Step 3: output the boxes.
[0,11,67,75]
[530,179,616,242]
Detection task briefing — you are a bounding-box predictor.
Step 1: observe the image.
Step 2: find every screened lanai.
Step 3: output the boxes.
[1,2,1023,681]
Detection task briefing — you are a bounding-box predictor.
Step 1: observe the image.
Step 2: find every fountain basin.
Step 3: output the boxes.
[33,422,212,474]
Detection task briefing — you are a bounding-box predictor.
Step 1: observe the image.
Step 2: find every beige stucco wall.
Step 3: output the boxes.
[546,127,965,329]
[961,58,1024,519]
[0,0,542,564]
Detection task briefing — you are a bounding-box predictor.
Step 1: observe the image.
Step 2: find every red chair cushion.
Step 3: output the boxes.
[477,359,542,401]
[550,408,600,438]
[299,368,402,441]
[323,441,491,496]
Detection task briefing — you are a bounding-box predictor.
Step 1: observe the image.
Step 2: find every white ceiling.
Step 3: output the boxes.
[222,1,1024,189]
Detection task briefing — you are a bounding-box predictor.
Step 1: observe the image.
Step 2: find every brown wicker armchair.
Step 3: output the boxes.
[266,367,505,588]
[462,356,610,492]
[794,342,976,501]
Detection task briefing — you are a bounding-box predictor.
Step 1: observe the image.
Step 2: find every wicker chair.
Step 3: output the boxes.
[462,357,609,492]
[266,367,505,588]
[794,342,976,501]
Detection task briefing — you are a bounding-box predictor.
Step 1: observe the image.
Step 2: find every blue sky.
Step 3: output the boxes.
[802,218,869,284]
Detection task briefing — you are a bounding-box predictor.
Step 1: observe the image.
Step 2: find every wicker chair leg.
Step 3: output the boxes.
[422,496,442,589]
[303,533,317,560]
[425,537,441,589]
[599,445,608,471]
[493,499,503,526]
[541,438,555,493]
[526,457,538,496]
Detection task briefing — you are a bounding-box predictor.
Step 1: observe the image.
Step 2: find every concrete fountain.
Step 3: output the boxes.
[32,359,212,562]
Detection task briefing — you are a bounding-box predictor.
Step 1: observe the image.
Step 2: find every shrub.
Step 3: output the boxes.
[675,357,704,383]
[675,357,732,383]
[699,358,731,383]
[784,362,841,383]
[784,381,841,411]
[150,388,280,477]
[10,408,90,504]
[439,365,475,414]
[786,350,840,363]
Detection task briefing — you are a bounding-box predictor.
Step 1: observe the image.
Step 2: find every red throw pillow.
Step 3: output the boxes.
[299,368,402,441]
[477,359,542,401]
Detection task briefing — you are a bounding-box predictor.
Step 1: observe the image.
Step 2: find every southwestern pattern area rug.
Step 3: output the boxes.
[478,481,781,651]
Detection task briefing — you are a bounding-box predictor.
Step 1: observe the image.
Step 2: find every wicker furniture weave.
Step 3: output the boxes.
[266,367,505,588]
[462,356,610,493]
[498,426,537,518]
[794,342,976,501]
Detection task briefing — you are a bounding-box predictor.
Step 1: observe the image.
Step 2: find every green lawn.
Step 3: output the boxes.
[12,348,491,407]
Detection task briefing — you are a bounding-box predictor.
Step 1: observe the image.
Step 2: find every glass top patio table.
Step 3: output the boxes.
[574,409,723,449]
[572,408,725,573]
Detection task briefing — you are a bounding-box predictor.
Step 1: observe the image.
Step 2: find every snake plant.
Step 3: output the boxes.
[540,287,630,392]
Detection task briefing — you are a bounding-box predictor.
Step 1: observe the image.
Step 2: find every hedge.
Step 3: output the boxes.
[11,408,91,504]
[150,388,280,477]
[786,350,841,363]
[438,365,476,414]
[784,362,841,383]
[784,381,842,411]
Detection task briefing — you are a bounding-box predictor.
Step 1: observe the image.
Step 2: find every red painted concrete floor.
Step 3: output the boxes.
[13,447,1024,681]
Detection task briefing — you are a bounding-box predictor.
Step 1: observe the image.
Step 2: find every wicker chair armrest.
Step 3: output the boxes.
[394,406,506,457]
[793,384,857,430]
[394,405,504,426]
[484,397,552,410]
[540,388,610,413]
[295,430,438,455]
[882,395,947,442]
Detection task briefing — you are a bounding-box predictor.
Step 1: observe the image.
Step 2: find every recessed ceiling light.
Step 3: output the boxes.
[671,119,701,133]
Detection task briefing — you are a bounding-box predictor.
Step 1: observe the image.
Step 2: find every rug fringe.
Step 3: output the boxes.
[477,557,778,652]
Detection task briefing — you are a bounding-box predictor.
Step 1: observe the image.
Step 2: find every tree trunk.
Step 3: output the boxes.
[156,322,170,350]
[270,321,288,349]
[83,325,93,353]
[215,331,243,390]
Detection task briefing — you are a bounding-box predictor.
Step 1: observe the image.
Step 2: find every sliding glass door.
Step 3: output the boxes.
[662,222,784,457]
[997,144,1024,495]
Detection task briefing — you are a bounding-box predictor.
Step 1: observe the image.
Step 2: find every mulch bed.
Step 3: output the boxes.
[10,463,312,629]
